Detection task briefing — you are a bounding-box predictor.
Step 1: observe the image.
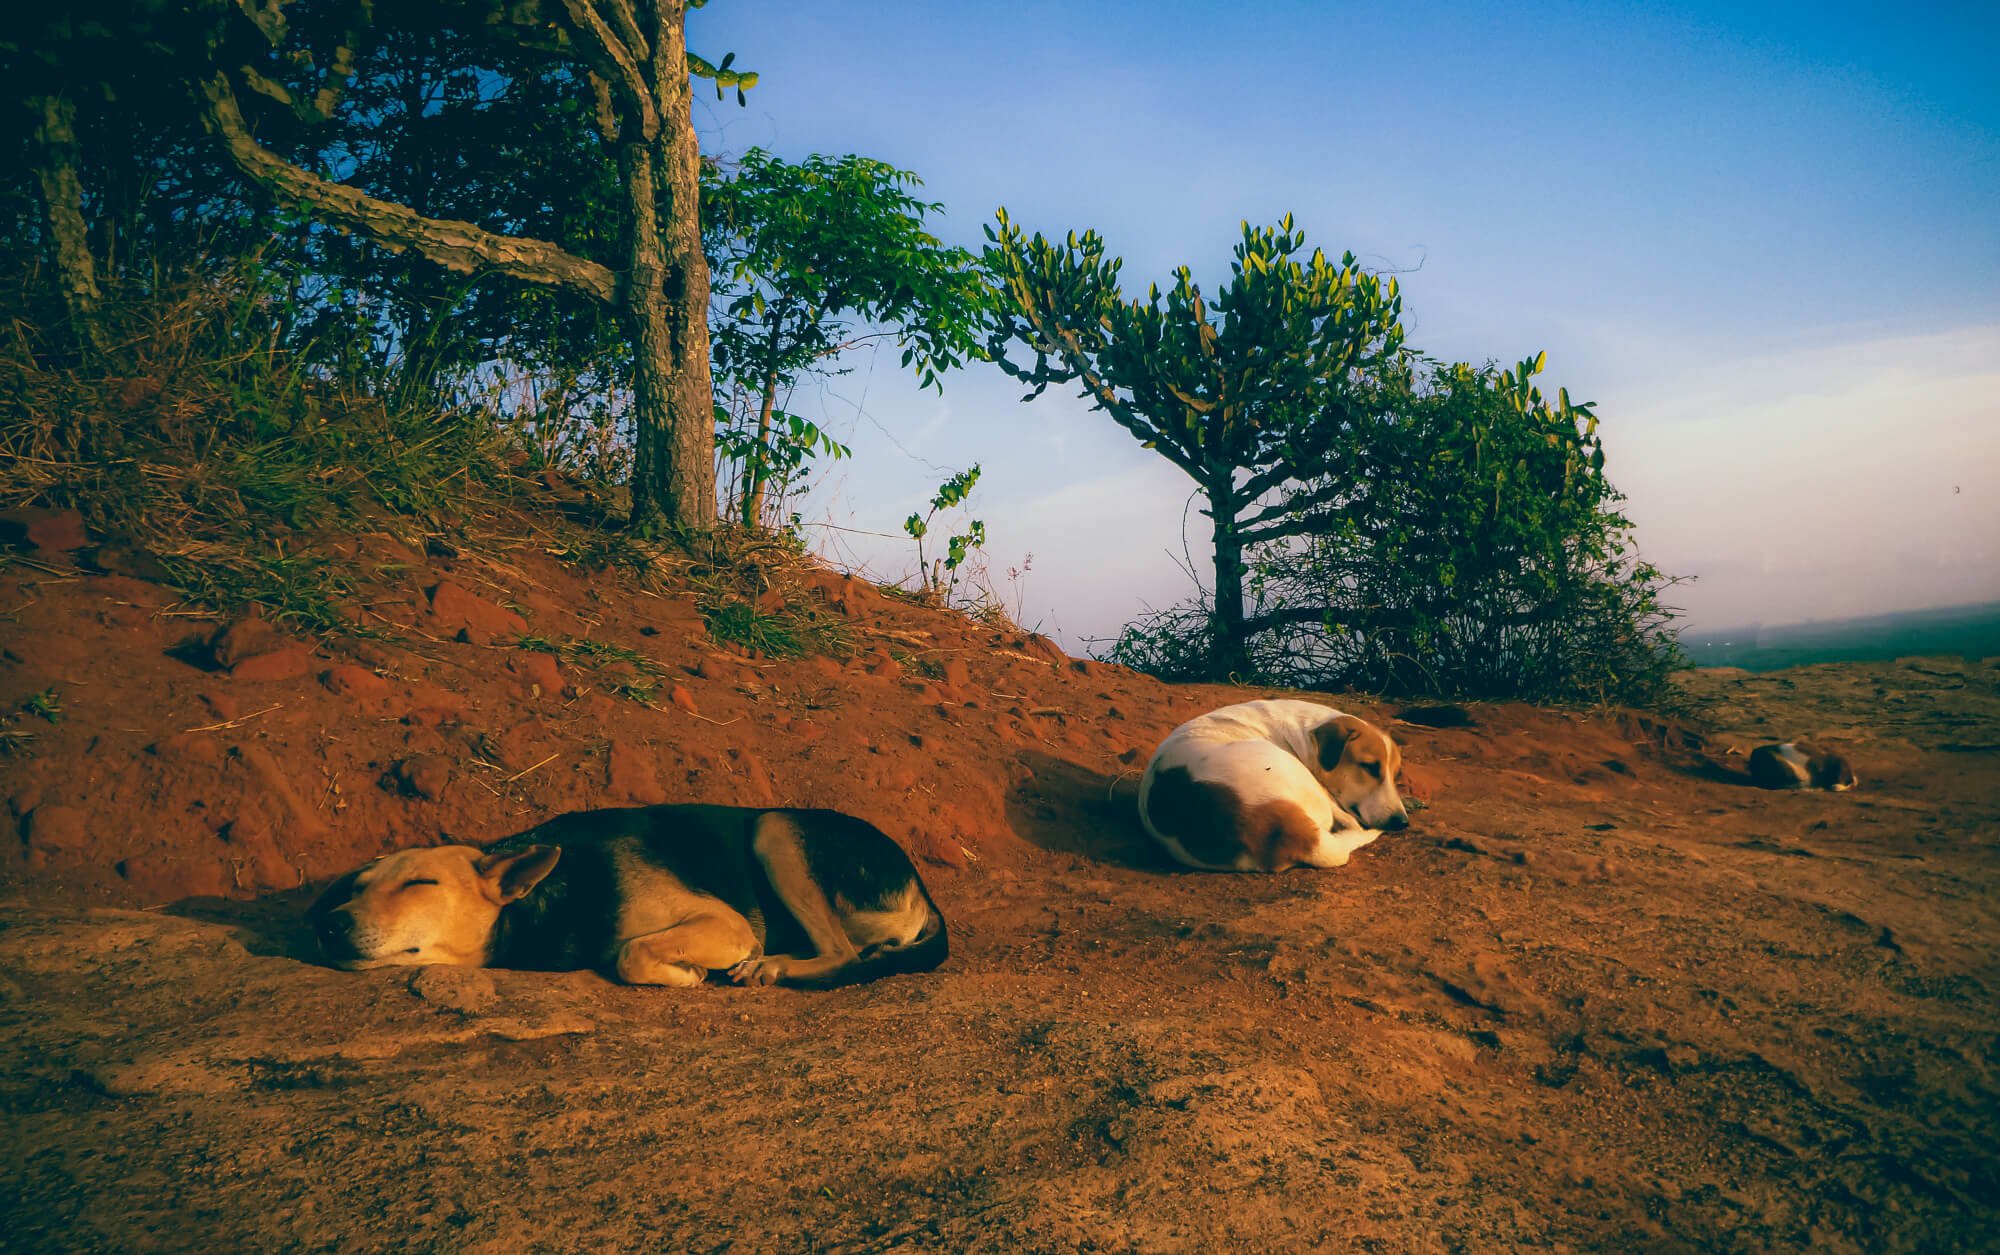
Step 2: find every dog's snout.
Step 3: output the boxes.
[1384,811,1410,832]
[308,896,358,945]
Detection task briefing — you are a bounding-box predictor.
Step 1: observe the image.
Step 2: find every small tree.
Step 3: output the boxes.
[705,149,992,527]
[1111,355,1685,704]
[985,211,1404,678]
[902,464,985,605]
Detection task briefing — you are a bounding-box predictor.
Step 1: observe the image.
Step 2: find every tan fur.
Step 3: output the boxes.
[321,845,557,970]
[616,913,759,986]
[839,881,930,949]
[316,807,945,989]
[1312,715,1404,809]
[730,814,863,986]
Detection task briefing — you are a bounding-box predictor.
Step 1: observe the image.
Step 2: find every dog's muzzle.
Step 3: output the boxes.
[306,880,365,964]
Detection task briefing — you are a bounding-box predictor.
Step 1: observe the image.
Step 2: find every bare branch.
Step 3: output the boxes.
[199,71,618,303]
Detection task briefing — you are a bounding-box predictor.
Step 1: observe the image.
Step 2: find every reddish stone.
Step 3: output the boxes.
[0,507,87,554]
[732,750,777,807]
[400,684,469,728]
[229,646,314,683]
[25,805,88,854]
[668,685,700,715]
[1398,764,1444,804]
[394,755,453,801]
[606,741,667,804]
[507,651,565,699]
[941,658,972,690]
[211,617,283,669]
[1020,634,1068,666]
[149,733,222,764]
[322,665,392,703]
[427,581,527,639]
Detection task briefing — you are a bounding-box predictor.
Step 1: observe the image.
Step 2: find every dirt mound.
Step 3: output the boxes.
[3,519,1998,1250]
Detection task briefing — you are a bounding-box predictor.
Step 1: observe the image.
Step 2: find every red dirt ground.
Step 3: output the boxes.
[2,518,1997,1252]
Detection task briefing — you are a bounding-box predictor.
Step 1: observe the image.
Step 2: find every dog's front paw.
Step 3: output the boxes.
[727,956,788,987]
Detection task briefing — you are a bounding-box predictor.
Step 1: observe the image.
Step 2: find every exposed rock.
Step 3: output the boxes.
[507,651,565,700]
[210,617,283,669]
[77,544,173,582]
[1020,633,1067,666]
[149,733,223,765]
[401,684,471,728]
[606,741,667,804]
[393,755,453,802]
[408,965,497,1015]
[427,581,527,640]
[229,647,315,683]
[322,664,391,700]
[732,750,777,807]
[0,507,87,555]
[24,805,88,854]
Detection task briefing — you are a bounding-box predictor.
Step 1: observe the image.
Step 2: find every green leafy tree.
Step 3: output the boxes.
[705,149,992,527]
[985,211,1405,678]
[1112,355,1684,704]
[179,0,755,531]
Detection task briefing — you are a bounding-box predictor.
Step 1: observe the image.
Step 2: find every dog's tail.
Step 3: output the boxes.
[782,887,949,991]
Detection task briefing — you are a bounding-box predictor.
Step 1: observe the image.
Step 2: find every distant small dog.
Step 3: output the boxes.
[1138,699,1410,872]
[309,805,947,989]
[1748,742,1856,792]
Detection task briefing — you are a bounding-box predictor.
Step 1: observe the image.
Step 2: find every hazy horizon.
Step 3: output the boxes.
[693,1,2000,650]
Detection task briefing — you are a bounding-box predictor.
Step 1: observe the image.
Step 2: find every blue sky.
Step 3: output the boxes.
[692,0,2000,643]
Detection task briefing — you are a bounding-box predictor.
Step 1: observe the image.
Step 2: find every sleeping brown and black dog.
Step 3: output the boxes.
[308,805,947,989]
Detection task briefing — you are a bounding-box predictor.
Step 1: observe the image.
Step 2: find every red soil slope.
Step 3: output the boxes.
[2,511,1997,1251]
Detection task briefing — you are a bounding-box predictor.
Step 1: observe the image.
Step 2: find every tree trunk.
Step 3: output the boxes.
[1209,477,1252,680]
[742,373,779,526]
[29,94,102,351]
[624,0,717,532]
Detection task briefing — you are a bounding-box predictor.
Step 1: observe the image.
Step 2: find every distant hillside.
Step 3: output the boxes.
[1681,600,2000,671]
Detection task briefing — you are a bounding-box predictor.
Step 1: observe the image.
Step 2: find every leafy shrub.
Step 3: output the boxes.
[1110,356,1686,706]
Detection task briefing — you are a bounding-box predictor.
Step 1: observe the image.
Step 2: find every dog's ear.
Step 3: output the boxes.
[476,845,561,903]
[1313,715,1369,770]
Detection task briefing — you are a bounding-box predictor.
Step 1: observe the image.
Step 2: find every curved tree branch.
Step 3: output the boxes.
[558,0,659,140]
[198,71,618,304]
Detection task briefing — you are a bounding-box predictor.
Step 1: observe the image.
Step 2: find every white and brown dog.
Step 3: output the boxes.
[1137,699,1410,872]
[1747,742,1857,792]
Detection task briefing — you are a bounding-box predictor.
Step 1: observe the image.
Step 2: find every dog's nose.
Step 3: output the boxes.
[310,903,356,947]
[1384,811,1410,832]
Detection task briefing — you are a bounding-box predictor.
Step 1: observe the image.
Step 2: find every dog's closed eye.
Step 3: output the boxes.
[400,878,440,889]
[1359,761,1382,778]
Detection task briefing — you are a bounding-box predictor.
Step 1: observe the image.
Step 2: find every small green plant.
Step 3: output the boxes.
[159,551,376,637]
[904,465,986,605]
[699,602,852,661]
[24,688,63,724]
[514,635,670,706]
[706,149,995,528]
